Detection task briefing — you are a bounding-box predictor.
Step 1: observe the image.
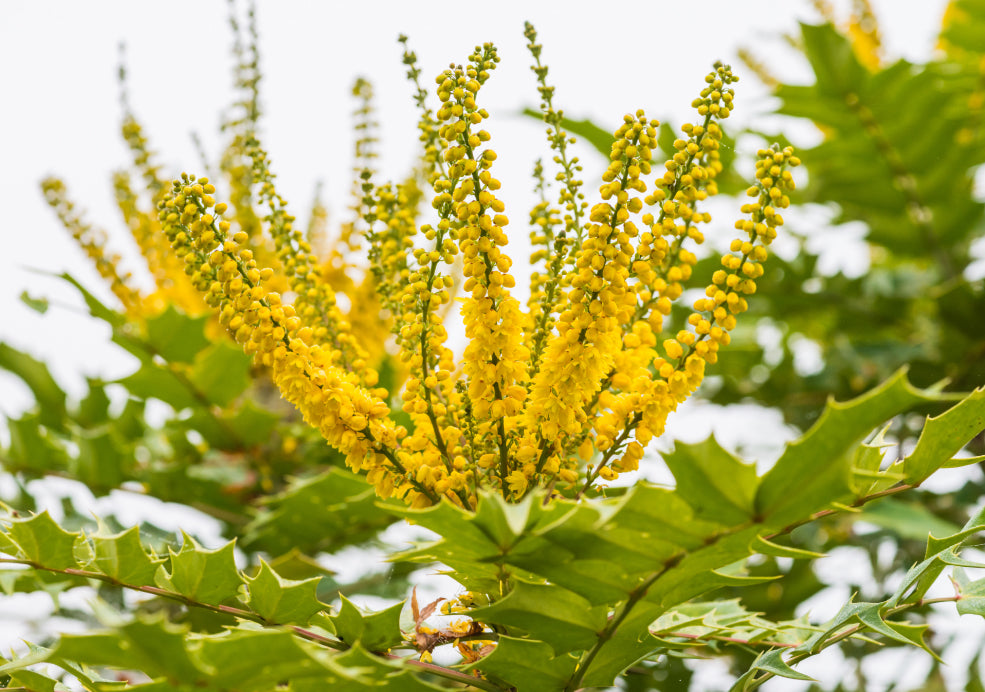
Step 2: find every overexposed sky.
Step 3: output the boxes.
[0,0,948,410]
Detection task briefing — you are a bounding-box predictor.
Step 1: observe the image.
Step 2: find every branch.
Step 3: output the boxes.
[0,558,505,691]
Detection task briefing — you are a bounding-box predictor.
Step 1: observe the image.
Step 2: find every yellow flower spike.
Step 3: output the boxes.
[244,139,377,388]
[524,111,651,488]
[523,23,589,379]
[159,175,437,505]
[112,172,206,317]
[430,45,530,499]
[572,144,798,498]
[42,178,142,315]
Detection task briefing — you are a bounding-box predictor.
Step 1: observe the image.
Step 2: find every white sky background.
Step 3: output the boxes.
[5,1,984,689]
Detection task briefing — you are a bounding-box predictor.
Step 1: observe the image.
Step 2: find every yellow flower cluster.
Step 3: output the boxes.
[437,46,530,498]
[157,176,439,506]
[522,111,653,481]
[113,172,205,316]
[56,27,801,509]
[568,63,740,487]
[600,144,800,485]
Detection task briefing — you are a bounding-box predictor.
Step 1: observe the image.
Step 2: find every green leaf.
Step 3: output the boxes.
[197,628,329,690]
[73,428,128,488]
[752,536,826,560]
[953,568,985,617]
[53,272,126,326]
[143,306,212,363]
[330,596,405,650]
[156,533,243,604]
[4,412,69,471]
[244,468,395,556]
[900,385,985,483]
[247,559,325,625]
[468,580,608,654]
[664,436,758,524]
[468,635,577,691]
[857,499,961,541]
[19,290,49,314]
[521,107,614,156]
[188,340,253,406]
[116,362,198,411]
[750,648,816,681]
[855,604,936,657]
[0,342,67,428]
[227,401,280,446]
[756,369,942,527]
[88,526,161,585]
[76,378,111,426]
[5,511,80,569]
[329,646,447,691]
[53,617,204,683]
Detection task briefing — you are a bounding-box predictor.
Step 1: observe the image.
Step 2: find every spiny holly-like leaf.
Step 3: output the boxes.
[0,525,19,555]
[116,362,199,411]
[72,428,128,488]
[886,505,985,606]
[329,646,448,691]
[855,605,936,657]
[749,648,815,682]
[756,369,945,527]
[899,385,985,483]
[664,436,758,524]
[953,568,985,617]
[190,400,280,448]
[468,635,577,692]
[778,24,985,256]
[247,559,325,625]
[56,272,125,326]
[156,532,243,604]
[468,580,607,655]
[88,525,161,586]
[752,536,825,560]
[4,412,69,471]
[4,510,80,570]
[330,595,405,650]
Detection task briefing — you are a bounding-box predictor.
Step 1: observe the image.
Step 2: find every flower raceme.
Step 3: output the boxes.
[55,30,799,510]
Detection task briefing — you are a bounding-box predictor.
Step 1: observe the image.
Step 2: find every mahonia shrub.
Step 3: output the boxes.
[2,6,985,692]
